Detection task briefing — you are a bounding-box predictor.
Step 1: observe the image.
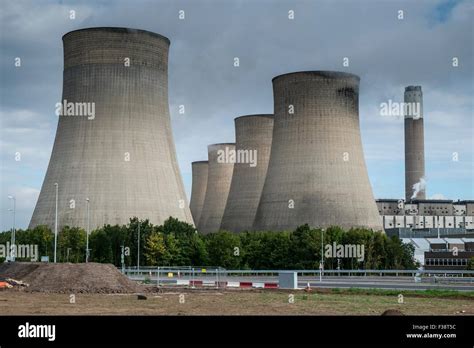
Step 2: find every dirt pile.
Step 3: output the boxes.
[381,309,404,316]
[0,262,139,294]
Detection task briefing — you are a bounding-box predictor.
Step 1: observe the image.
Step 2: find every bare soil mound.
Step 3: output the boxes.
[0,262,139,294]
[381,309,404,316]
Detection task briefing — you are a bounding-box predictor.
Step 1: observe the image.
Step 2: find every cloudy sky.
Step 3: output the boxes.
[1,0,472,231]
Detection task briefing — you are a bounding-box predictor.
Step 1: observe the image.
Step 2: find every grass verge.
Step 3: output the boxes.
[328,287,474,299]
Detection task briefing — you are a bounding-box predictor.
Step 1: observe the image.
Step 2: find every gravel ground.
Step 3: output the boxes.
[1,263,472,315]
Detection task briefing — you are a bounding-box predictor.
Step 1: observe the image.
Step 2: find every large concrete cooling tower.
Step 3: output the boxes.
[404,85,426,201]
[253,71,382,232]
[29,27,193,231]
[220,115,274,232]
[198,143,235,234]
[190,161,208,228]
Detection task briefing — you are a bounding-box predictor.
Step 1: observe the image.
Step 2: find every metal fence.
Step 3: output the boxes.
[126,266,228,288]
[123,267,474,280]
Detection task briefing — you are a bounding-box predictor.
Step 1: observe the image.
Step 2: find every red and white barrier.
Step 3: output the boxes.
[160,279,279,289]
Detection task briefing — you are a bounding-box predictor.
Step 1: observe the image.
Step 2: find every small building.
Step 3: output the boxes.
[423,238,474,270]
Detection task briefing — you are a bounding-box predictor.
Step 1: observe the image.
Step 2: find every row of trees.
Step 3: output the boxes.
[0,218,419,270]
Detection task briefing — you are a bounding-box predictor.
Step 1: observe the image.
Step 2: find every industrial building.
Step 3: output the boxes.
[424,238,474,270]
[377,199,474,238]
[221,115,274,233]
[190,79,472,236]
[402,238,474,270]
[376,85,473,237]
[29,27,193,231]
[198,143,236,233]
[252,71,382,232]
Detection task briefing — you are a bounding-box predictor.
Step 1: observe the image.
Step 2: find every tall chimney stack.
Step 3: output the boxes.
[404,85,426,201]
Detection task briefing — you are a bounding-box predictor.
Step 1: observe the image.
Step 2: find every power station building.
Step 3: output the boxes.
[252,71,382,232]
[198,143,236,233]
[29,27,193,231]
[190,78,471,236]
[401,237,474,270]
[220,115,274,232]
[377,199,474,238]
[24,27,470,240]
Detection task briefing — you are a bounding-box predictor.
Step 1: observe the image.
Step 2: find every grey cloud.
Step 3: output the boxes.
[1,0,472,230]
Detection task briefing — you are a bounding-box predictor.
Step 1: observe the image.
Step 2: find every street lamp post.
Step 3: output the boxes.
[320,229,325,282]
[121,245,125,274]
[137,222,140,271]
[86,198,90,263]
[7,195,16,262]
[54,183,58,263]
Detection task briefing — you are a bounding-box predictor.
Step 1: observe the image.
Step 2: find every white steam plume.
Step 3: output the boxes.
[411,177,426,199]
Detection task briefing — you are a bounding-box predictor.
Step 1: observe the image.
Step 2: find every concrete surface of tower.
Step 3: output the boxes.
[190,161,208,228]
[221,115,274,232]
[253,71,382,231]
[198,143,235,233]
[29,27,193,230]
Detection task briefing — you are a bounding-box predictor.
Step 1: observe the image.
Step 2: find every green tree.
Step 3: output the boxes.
[288,224,321,269]
[468,257,474,270]
[29,225,54,261]
[144,230,169,266]
[156,217,207,266]
[0,218,420,270]
[8,229,28,261]
[99,224,129,267]
[341,228,371,269]
[164,233,182,265]
[204,231,241,269]
[177,233,208,266]
[0,230,11,262]
[158,217,196,237]
[370,232,388,269]
[260,231,292,269]
[240,232,263,269]
[90,229,113,263]
[323,226,345,269]
[127,217,154,267]
[58,226,86,263]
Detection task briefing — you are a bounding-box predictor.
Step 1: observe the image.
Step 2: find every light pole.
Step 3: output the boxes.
[137,221,140,271]
[121,245,125,274]
[320,229,325,282]
[7,195,16,262]
[54,183,58,263]
[86,198,90,263]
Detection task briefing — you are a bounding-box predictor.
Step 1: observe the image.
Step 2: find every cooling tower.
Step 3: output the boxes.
[198,143,236,234]
[29,27,193,231]
[220,115,274,232]
[404,85,426,201]
[253,71,382,231]
[190,161,208,228]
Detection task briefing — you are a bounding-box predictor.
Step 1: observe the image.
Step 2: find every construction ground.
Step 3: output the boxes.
[0,262,473,315]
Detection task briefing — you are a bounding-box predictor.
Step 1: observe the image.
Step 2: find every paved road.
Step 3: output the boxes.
[300,280,474,291]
